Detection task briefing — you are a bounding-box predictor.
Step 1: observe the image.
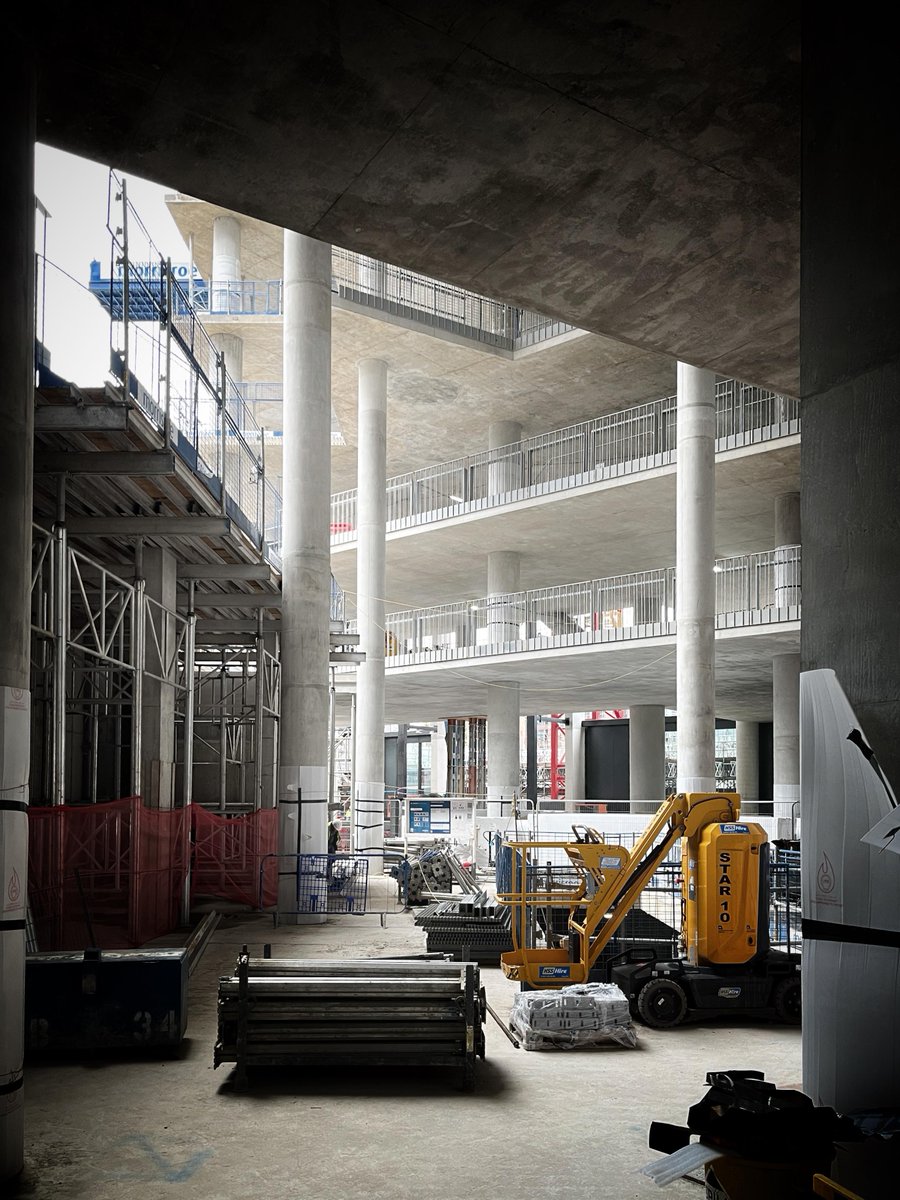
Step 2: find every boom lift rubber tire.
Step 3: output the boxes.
[636,977,689,1029]
[773,975,802,1025]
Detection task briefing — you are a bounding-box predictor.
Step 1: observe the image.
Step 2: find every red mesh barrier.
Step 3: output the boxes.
[190,805,278,909]
[27,798,188,951]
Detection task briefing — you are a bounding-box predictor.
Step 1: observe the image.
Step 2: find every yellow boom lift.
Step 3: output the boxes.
[497,792,800,1027]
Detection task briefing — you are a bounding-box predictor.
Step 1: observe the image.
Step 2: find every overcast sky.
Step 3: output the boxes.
[35,145,189,386]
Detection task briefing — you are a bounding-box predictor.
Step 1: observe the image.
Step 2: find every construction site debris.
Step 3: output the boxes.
[509,982,638,1050]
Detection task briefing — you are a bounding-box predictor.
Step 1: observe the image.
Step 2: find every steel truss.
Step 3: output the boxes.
[189,631,280,813]
[29,526,280,810]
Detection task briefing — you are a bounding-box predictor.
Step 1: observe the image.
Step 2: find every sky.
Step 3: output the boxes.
[35,145,189,386]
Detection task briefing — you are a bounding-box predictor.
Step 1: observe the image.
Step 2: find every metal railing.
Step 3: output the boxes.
[107,174,267,553]
[191,250,573,351]
[377,547,800,665]
[88,173,345,616]
[330,380,799,542]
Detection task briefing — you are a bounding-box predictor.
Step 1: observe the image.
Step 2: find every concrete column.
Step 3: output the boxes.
[565,713,586,802]
[801,17,900,1123]
[0,63,33,1181]
[212,215,241,311]
[278,232,331,923]
[735,720,760,814]
[774,490,801,607]
[486,683,519,817]
[141,547,177,808]
[487,550,520,648]
[629,705,666,813]
[773,653,800,830]
[430,721,448,795]
[354,358,388,866]
[675,362,717,793]
[211,332,243,388]
[488,419,523,496]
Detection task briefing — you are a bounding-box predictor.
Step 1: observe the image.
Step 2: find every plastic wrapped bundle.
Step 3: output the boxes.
[509,982,638,1050]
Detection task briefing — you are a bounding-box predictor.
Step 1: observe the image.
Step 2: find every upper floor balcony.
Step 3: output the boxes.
[377,546,801,667]
[189,247,575,353]
[330,380,800,546]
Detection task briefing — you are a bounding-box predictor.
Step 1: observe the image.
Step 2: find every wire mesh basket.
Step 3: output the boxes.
[295,854,369,914]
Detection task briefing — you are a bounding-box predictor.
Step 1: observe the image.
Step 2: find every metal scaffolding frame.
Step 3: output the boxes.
[29,526,282,810]
[188,629,281,814]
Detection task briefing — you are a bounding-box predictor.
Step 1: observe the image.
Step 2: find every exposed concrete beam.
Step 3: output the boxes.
[66,516,230,536]
[34,450,175,475]
[178,562,272,581]
[35,406,129,431]
[184,591,281,609]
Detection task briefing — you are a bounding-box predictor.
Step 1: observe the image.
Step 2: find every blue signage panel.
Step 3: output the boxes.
[407,800,451,834]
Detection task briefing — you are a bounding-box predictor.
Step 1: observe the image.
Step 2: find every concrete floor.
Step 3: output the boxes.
[14,906,801,1200]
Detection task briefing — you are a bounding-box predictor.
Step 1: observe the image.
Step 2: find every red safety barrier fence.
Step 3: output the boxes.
[27,798,189,951]
[189,805,278,909]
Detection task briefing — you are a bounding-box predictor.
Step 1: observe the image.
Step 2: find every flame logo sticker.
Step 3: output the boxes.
[7,868,21,904]
[817,852,836,895]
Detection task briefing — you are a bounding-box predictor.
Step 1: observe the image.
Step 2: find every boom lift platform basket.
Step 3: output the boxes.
[496,792,800,1026]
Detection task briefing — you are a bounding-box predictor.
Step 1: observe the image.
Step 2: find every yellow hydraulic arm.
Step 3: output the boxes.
[498,792,741,988]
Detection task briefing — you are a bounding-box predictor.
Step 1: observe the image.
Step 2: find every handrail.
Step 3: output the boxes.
[330,380,799,542]
[371,546,800,665]
[189,250,575,351]
[89,172,344,619]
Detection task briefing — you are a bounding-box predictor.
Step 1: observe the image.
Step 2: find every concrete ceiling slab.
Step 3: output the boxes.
[167,197,679,491]
[365,623,801,724]
[30,1,800,392]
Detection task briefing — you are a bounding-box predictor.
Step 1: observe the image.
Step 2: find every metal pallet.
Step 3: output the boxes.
[215,950,486,1089]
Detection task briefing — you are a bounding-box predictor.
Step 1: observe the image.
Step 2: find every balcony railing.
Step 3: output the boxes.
[190,250,574,351]
[79,171,346,621]
[376,548,800,666]
[331,381,799,543]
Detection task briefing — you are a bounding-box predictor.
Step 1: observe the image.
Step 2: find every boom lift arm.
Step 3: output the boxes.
[498,792,742,988]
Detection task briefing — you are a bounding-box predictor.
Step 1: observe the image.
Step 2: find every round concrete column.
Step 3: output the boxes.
[629,705,666,813]
[735,720,760,814]
[486,682,520,818]
[212,215,242,312]
[354,358,388,868]
[278,232,332,924]
[430,721,448,796]
[0,64,34,1182]
[564,713,586,802]
[488,419,523,496]
[676,363,717,793]
[773,652,800,830]
[487,549,521,648]
[211,332,243,389]
[774,490,801,608]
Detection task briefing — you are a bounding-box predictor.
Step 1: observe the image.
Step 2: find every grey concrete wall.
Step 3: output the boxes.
[802,24,900,790]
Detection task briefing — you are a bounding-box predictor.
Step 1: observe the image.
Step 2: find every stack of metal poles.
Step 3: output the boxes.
[215,951,486,1089]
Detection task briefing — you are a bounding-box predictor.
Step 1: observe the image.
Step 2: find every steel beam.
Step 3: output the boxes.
[66,516,231,536]
[193,634,257,647]
[34,450,175,475]
[196,618,280,632]
[178,563,272,581]
[183,591,282,610]
[34,406,129,431]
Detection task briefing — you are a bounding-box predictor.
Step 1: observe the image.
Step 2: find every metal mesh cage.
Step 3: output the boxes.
[294,854,369,914]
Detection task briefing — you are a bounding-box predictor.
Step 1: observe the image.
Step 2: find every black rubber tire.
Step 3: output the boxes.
[773,975,802,1025]
[636,977,689,1029]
